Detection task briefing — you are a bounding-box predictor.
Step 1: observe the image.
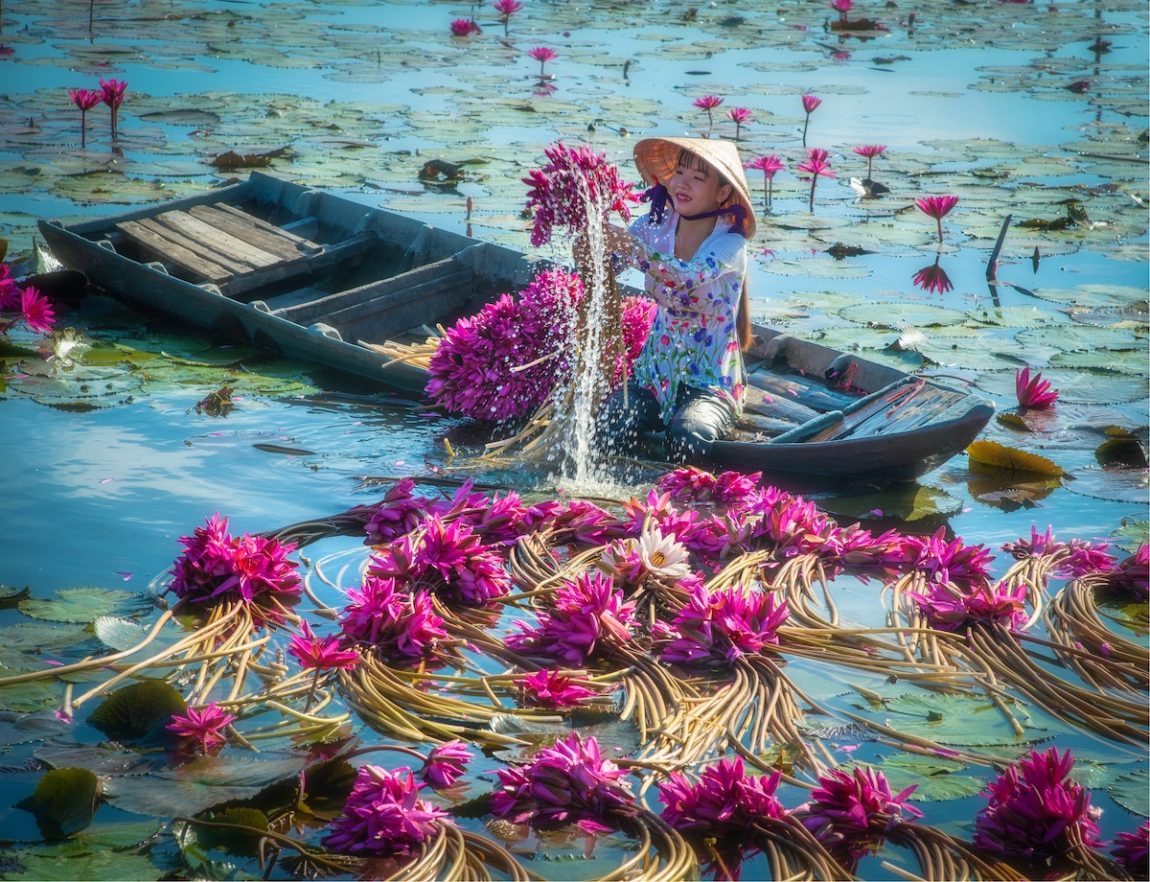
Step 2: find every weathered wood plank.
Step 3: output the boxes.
[155,210,283,269]
[199,202,322,251]
[129,216,252,275]
[115,219,235,282]
[221,233,377,298]
[187,204,310,261]
[743,383,823,425]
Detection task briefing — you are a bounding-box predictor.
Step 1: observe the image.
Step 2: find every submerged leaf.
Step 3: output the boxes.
[16,767,99,839]
[966,440,1065,476]
[1109,769,1149,818]
[882,693,1052,746]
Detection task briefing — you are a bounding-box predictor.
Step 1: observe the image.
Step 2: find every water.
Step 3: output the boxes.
[0,0,1147,878]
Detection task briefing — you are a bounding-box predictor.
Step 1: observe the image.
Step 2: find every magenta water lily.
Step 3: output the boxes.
[745,154,784,207]
[660,757,785,838]
[68,87,101,148]
[323,764,449,856]
[727,105,751,140]
[693,94,723,134]
[166,702,235,755]
[852,143,886,180]
[449,17,481,36]
[99,78,127,138]
[1015,365,1059,408]
[797,148,835,212]
[916,194,959,244]
[527,45,556,79]
[800,93,821,146]
[912,258,953,294]
[516,669,599,709]
[492,0,523,36]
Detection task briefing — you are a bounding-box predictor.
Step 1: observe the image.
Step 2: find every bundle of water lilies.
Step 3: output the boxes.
[1,468,1146,881]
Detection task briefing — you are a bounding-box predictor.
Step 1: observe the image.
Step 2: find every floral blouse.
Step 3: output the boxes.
[620,208,747,424]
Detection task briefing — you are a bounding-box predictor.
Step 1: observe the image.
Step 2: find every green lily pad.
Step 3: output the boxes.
[87,680,188,744]
[16,767,100,839]
[0,710,70,749]
[0,680,66,714]
[19,588,155,624]
[1112,520,1150,554]
[0,622,91,653]
[1063,466,1149,504]
[838,302,967,329]
[817,484,963,523]
[2,837,160,881]
[192,807,270,855]
[102,753,309,817]
[1109,769,1149,817]
[865,754,987,802]
[882,693,1051,746]
[35,740,168,776]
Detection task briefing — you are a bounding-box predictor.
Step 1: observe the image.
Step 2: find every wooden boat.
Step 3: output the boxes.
[38,171,994,485]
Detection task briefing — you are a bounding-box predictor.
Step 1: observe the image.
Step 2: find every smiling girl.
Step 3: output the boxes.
[600,137,756,461]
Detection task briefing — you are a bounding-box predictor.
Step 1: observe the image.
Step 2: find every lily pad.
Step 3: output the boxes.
[817,484,963,524]
[1109,769,1149,817]
[1062,466,1149,504]
[35,740,168,776]
[966,441,1066,477]
[87,680,188,744]
[16,767,100,839]
[882,693,1051,747]
[19,588,155,624]
[865,754,987,802]
[1,836,160,881]
[838,302,967,329]
[102,753,309,817]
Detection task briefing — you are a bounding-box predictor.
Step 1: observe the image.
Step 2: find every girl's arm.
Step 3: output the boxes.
[634,230,746,317]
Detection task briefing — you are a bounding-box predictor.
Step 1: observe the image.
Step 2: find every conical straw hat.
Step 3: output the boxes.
[632,136,756,239]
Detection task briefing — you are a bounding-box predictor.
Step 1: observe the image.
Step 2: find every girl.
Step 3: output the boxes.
[600,136,755,461]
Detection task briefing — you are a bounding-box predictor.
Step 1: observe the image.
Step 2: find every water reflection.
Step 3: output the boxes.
[910,255,953,295]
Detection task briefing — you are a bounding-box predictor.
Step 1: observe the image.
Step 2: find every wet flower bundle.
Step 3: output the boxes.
[2,467,1146,882]
[426,267,655,422]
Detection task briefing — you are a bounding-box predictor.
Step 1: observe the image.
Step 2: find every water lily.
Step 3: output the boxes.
[491,731,635,833]
[660,757,785,837]
[693,94,724,134]
[726,105,752,140]
[340,576,449,663]
[167,514,301,626]
[974,747,1100,862]
[1015,365,1059,409]
[528,45,557,79]
[657,466,762,509]
[506,570,636,666]
[18,285,55,334]
[166,702,236,755]
[796,147,835,212]
[851,143,886,180]
[421,739,473,789]
[68,87,101,148]
[516,669,599,709]
[492,0,523,36]
[287,620,359,670]
[99,78,127,138]
[910,580,1028,633]
[449,17,481,36]
[911,257,952,294]
[661,581,788,667]
[323,765,449,856]
[802,765,921,868]
[1113,821,1149,878]
[900,526,993,588]
[915,194,959,244]
[637,527,692,581]
[744,155,785,208]
[800,93,821,146]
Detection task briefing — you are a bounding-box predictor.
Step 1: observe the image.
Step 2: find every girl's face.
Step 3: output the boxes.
[667,152,733,215]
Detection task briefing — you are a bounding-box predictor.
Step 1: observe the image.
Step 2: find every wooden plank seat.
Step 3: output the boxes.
[115,203,366,298]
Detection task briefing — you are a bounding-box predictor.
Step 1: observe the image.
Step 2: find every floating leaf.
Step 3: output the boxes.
[0,710,70,749]
[1,837,159,881]
[1095,437,1148,468]
[882,693,1051,746]
[1112,520,1150,553]
[35,740,167,776]
[817,484,962,524]
[16,767,99,839]
[1063,466,1149,504]
[1109,769,1149,817]
[0,680,66,713]
[87,680,187,744]
[19,587,155,624]
[864,754,987,802]
[0,622,91,652]
[102,753,309,817]
[966,440,1066,476]
[995,412,1032,432]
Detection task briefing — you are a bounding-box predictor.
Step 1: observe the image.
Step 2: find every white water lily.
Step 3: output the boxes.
[637,528,691,580]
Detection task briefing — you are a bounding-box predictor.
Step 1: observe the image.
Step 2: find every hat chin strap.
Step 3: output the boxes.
[641,183,746,236]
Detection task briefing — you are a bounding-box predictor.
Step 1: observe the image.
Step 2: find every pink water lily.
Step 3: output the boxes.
[974,747,1100,862]
[516,669,599,709]
[528,45,557,79]
[68,87,101,148]
[323,765,449,856]
[660,757,785,837]
[99,78,127,138]
[450,17,481,36]
[693,94,723,134]
[340,576,449,664]
[796,147,835,212]
[851,144,886,180]
[1015,365,1059,409]
[800,93,821,145]
[915,194,959,244]
[493,0,523,36]
[19,285,56,334]
[166,702,236,755]
[421,739,473,789]
[491,732,635,833]
[287,620,359,670]
[745,155,785,208]
[1113,821,1149,877]
[726,106,752,140]
[911,258,952,294]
